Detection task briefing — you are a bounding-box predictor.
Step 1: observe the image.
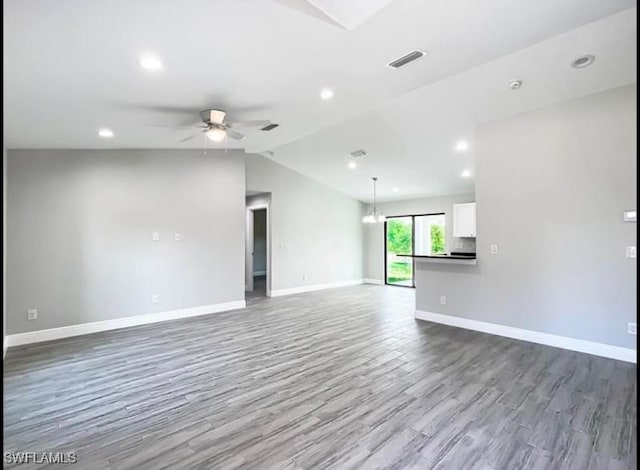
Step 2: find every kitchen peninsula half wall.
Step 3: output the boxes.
[412,86,636,363]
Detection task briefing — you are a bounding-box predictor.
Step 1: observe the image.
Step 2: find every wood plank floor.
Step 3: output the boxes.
[3,285,637,469]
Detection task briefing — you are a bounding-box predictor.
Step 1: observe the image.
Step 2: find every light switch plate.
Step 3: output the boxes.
[628,322,637,335]
[174,233,181,242]
[440,296,447,305]
[152,232,160,242]
[27,309,38,321]
[623,210,637,222]
[490,244,498,255]
[626,246,636,258]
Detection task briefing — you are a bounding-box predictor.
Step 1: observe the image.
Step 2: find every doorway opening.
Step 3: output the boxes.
[246,197,271,300]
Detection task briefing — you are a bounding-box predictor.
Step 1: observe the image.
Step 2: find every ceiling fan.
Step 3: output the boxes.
[177,109,273,143]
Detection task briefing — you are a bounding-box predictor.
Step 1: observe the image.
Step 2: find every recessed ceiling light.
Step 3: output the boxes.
[139,54,164,71]
[320,88,334,101]
[461,169,472,178]
[455,140,469,152]
[392,187,399,192]
[509,79,522,90]
[348,161,357,170]
[571,55,595,69]
[98,128,114,138]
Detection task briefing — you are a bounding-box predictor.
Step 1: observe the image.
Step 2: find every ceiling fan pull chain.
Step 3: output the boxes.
[225,133,228,153]
[203,132,207,155]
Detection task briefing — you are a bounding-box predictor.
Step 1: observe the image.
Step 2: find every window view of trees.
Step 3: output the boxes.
[430,224,445,254]
[386,219,412,254]
[386,215,446,286]
[386,218,413,285]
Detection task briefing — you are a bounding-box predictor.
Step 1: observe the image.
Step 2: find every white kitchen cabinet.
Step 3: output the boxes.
[453,202,476,238]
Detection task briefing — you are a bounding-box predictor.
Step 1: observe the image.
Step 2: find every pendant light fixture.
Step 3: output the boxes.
[362,177,386,223]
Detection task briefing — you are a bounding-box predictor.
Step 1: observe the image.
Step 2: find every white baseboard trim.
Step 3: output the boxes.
[270,279,364,297]
[363,278,384,285]
[415,310,637,364]
[5,300,246,348]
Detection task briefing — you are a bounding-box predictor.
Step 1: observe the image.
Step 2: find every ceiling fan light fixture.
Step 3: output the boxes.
[206,128,226,142]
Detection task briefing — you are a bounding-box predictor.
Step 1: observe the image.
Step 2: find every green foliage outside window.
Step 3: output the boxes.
[430,224,445,254]
[387,218,446,255]
[386,220,412,254]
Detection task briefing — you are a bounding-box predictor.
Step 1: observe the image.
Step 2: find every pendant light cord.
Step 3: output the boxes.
[372,177,377,213]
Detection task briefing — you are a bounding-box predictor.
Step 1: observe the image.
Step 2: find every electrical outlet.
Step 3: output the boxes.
[152,232,160,242]
[440,296,446,305]
[626,246,636,258]
[455,242,464,249]
[151,295,159,304]
[628,322,637,335]
[27,309,38,321]
[174,233,181,242]
[490,244,498,255]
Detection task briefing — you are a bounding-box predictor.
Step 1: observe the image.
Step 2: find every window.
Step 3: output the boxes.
[414,214,446,256]
[384,213,446,287]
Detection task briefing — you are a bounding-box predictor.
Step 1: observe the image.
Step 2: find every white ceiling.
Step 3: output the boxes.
[283,0,395,31]
[3,0,637,201]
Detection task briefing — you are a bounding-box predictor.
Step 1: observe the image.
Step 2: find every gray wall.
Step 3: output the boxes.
[363,193,476,281]
[416,85,637,349]
[253,209,267,274]
[6,149,246,334]
[3,147,7,350]
[246,154,364,291]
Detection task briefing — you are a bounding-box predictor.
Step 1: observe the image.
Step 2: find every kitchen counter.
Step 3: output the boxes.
[397,254,477,265]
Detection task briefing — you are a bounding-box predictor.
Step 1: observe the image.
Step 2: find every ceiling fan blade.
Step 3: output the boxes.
[226,129,246,140]
[149,124,206,130]
[178,131,205,143]
[121,103,198,115]
[227,120,272,129]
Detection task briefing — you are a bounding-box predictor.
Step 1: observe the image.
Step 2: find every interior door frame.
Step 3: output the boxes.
[245,204,271,297]
[384,212,446,288]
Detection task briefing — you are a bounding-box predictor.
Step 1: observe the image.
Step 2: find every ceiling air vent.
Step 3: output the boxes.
[261,123,279,131]
[350,149,367,157]
[387,49,427,69]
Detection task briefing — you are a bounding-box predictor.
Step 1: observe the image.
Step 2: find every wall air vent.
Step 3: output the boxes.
[261,123,279,131]
[387,49,427,69]
[350,149,367,157]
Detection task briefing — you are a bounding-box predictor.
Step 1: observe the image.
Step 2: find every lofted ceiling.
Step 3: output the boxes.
[3,0,637,202]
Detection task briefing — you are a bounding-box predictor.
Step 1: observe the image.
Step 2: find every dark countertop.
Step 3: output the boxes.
[397,253,476,260]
